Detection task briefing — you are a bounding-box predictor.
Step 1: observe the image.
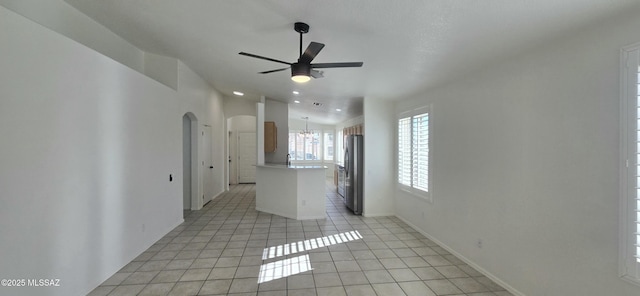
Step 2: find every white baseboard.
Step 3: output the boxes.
[363,211,395,217]
[255,206,295,220]
[212,190,225,201]
[255,206,326,221]
[396,215,525,296]
[297,214,327,220]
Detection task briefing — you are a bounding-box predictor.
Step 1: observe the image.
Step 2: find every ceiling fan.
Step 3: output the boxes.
[239,22,363,83]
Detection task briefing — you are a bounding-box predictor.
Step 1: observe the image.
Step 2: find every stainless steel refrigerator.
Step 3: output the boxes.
[344,135,363,215]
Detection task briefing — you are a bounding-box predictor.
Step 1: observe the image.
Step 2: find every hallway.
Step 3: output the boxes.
[90,183,511,296]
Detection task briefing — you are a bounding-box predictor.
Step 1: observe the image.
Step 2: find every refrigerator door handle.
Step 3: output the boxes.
[344,147,349,177]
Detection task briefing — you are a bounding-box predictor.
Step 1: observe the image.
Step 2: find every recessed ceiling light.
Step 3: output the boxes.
[336,108,342,112]
[233,91,244,96]
[292,91,300,95]
[294,100,300,103]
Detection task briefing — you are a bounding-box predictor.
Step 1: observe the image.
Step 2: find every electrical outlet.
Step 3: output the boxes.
[302,200,306,206]
[477,239,483,249]
[142,224,146,233]
[421,211,425,219]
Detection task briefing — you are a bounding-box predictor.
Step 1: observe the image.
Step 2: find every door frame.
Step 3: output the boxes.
[201,125,213,205]
[183,112,199,211]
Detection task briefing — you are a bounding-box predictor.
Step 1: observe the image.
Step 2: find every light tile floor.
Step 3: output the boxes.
[90,181,512,296]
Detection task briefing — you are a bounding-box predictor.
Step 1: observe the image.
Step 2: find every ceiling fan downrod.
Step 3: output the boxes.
[294,22,310,60]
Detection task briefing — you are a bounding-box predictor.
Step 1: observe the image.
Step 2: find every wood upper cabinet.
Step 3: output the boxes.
[264,121,277,152]
[355,124,362,135]
[342,124,363,148]
[343,124,364,137]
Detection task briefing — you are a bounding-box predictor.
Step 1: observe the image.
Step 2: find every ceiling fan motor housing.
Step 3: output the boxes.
[291,63,311,76]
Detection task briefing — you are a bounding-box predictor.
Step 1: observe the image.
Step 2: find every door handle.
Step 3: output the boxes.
[209,166,214,169]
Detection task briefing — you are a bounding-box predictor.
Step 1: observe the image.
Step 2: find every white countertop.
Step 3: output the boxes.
[256,164,327,170]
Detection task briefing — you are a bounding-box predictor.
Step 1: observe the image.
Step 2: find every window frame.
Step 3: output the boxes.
[336,129,344,164]
[620,42,640,286]
[397,105,432,203]
[323,131,334,161]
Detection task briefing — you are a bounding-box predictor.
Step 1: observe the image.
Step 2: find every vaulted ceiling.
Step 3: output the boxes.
[64,0,639,124]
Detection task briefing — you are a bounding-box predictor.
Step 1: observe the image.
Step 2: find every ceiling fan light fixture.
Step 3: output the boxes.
[292,75,311,83]
[291,63,311,83]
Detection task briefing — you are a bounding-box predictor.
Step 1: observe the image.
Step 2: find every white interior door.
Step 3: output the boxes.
[202,125,213,204]
[238,132,256,183]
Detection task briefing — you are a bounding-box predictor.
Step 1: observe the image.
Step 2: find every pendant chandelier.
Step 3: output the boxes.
[300,117,313,136]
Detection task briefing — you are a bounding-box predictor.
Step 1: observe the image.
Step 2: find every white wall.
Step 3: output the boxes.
[224,96,259,187]
[394,8,640,296]
[257,102,266,165]
[264,99,289,164]
[0,6,229,295]
[0,1,183,90]
[177,61,226,208]
[144,52,178,90]
[0,0,144,73]
[0,6,182,296]
[288,118,335,133]
[224,96,258,118]
[204,80,226,202]
[183,114,194,209]
[336,115,364,132]
[362,99,395,217]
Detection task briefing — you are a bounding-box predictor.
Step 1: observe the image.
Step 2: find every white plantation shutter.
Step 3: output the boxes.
[412,113,429,192]
[398,117,412,186]
[620,44,640,284]
[397,107,430,200]
[636,198,640,262]
[635,66,640,264]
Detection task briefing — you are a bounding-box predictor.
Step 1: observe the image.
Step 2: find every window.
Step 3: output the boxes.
[621,43,640,285]
[324,132,334,161]
[289,131,320,161]
[397,107,430,201]
[288,130,334,162]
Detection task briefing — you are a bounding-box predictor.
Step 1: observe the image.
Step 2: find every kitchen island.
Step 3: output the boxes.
[255,164,327,220]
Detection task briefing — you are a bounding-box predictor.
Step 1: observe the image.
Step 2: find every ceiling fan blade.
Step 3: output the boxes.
[311,62,363,68]
[299,42,325,64]
[239,52,292,65]
[310,69,324,78]
[259,67,290,74]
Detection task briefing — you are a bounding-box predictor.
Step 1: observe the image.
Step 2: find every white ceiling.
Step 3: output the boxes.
[64,0,639,125]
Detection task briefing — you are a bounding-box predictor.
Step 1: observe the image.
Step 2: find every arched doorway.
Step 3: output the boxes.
[182,112,198,217]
